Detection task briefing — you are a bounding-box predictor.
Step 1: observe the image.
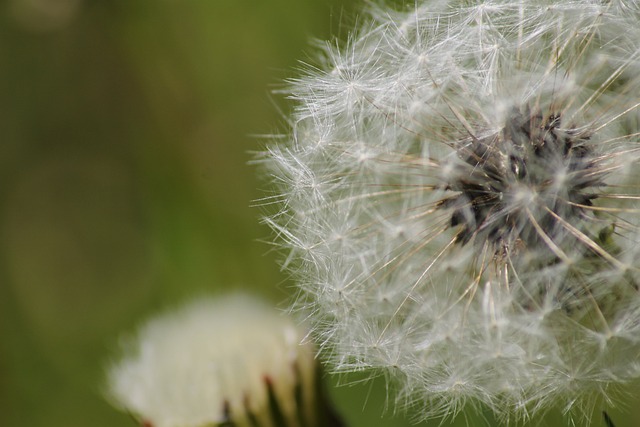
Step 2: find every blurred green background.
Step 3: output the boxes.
[0,1,637,427]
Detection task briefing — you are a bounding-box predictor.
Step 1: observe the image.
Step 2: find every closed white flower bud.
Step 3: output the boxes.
[262,0,640,422]
[106,295,341,427]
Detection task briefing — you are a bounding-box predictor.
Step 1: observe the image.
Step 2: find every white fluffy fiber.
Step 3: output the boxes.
[263,0,640,422]
[107,295,316,427]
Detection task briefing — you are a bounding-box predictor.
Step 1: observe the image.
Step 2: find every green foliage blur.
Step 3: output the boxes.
[0,1,637,427]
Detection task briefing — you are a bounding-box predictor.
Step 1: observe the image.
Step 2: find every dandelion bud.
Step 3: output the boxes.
[106,295,343,427]
[262,0,640,421]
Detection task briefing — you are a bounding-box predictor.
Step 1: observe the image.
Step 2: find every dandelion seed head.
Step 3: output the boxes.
[262,0,640,422]
[106,296,318,427]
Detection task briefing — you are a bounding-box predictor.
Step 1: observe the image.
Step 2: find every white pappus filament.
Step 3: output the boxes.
[261,0,640,422]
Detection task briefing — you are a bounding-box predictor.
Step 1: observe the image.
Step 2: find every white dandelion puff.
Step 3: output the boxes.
[106,295,342,427]
[261,0,640,422]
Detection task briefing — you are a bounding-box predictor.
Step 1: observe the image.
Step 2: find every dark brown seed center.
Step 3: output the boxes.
[440,107,605,256]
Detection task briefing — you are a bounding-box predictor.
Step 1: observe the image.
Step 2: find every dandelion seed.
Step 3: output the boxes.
[261,0,640,422]
[105,295,343,427]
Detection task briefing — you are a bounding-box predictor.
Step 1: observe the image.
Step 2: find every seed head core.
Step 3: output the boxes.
[443,107,604,257]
